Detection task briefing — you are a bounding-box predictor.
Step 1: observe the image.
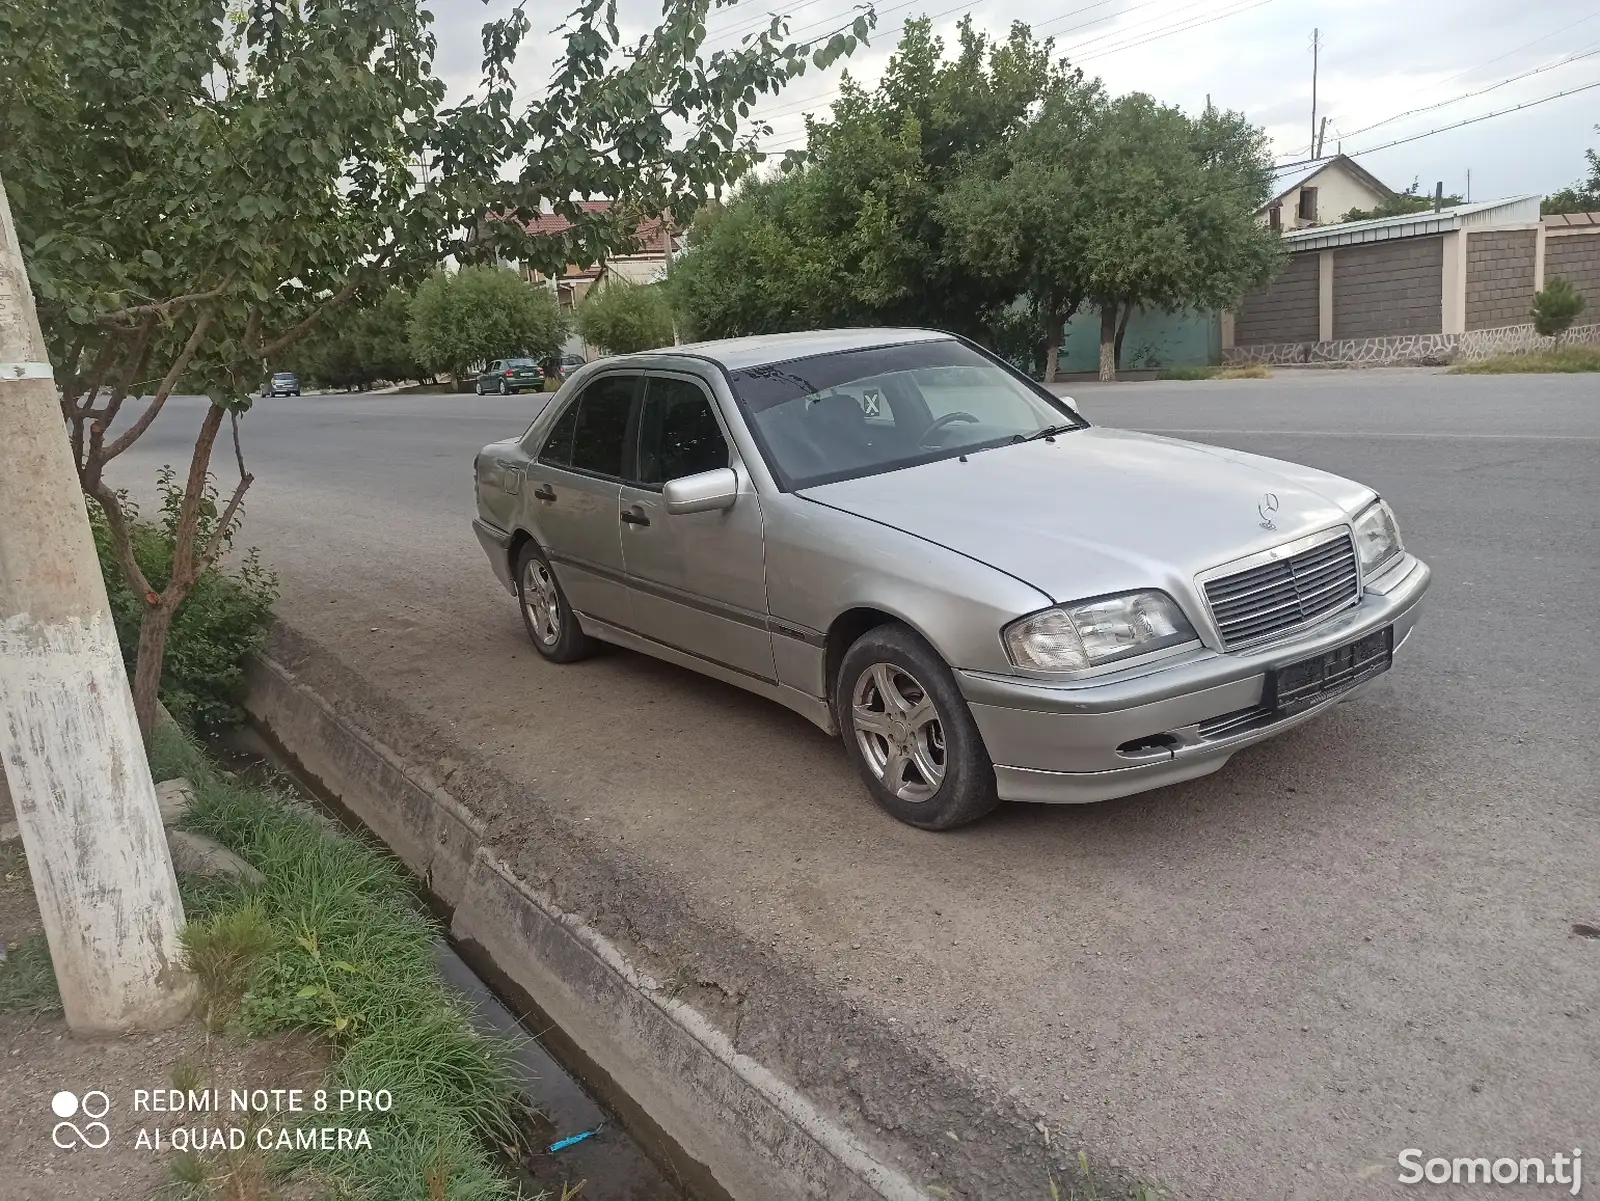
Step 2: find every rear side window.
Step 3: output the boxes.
[537,399,581,467]
[563,374,639,477]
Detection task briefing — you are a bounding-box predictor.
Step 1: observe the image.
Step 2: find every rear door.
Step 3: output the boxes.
[525,373,641,626]
[618,373,775,680]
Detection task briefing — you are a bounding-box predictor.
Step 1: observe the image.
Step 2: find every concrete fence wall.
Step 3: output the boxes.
[1332,237,1444,340]
[1223,219,1600,366]
[1466,230,1537,331]
[1234,253,1320,346]
[1545,232,1600,305]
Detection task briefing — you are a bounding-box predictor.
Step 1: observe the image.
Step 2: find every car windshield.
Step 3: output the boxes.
[506,359,536,367]
[726,339,1084,490]
[273,373,295,380]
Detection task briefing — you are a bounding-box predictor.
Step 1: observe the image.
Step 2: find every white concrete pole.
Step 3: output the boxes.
[0,172,195,1033]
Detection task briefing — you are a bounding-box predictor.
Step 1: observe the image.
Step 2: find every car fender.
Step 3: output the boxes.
[760,493,1051,696]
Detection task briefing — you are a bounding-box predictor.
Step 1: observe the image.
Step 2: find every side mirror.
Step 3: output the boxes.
[662,467,738,515]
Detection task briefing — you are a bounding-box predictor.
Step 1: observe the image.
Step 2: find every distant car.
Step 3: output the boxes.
[552,353,586,381]
[264,371,300,397]
[470,329,1430,830]
[476,359,542,395]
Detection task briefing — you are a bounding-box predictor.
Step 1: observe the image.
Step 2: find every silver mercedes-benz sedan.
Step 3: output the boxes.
[472,329,1430,830]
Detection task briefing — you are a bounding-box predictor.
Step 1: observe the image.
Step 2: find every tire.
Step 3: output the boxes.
[835,624,999,830]
[499,379,508,395]
[514,541,593,663]
[475,380,483,395]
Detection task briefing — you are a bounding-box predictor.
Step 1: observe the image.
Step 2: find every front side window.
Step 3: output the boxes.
[727,339,1083,490]
[635,377,730,486]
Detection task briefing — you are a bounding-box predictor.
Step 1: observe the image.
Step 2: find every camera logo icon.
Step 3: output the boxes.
[51,1090,111,1149]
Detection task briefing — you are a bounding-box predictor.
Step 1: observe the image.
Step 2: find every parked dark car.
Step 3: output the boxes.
[264,371,300,397]
[552,353,586,381]
[476,359,542,395]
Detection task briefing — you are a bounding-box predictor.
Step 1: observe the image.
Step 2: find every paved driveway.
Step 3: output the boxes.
[109,371,1600,1199]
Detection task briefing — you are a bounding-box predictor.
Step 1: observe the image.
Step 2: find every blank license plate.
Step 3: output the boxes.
[1268,627,1393,717]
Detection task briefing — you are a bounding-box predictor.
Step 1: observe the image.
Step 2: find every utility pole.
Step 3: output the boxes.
[1316,116,1328,159]
[1310,27,1320,157]
[0,172,194,1033]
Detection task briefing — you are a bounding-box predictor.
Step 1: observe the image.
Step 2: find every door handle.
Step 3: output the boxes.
[532,484,556,502]
[621,508,650,527]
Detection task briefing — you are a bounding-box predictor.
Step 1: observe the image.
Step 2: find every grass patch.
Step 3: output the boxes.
[1156,363,1270,380]
[0,934,61,1016]
[150,723,521,1201]
[1448,345,1600,374]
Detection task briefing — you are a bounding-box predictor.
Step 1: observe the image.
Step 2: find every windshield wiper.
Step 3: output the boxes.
[1013,423,1078,444]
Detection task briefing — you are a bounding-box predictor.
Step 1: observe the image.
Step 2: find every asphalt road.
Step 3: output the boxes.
[107,370,1600,1199]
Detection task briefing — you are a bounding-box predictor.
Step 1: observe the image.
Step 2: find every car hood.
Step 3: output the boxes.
[796,427,1376,603]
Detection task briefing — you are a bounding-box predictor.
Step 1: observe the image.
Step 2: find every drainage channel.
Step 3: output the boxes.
[213,723,721,1201]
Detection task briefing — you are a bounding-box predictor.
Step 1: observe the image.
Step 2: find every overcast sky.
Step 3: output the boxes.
[428,0,1600,202]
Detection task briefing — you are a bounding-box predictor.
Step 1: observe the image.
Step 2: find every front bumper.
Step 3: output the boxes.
[958,555,1431,804]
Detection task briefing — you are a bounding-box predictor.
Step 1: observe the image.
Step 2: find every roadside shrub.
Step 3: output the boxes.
[408,265,569,381]
[88,468,278,733]
[1531,276,1586,343]
[575,278,676,354]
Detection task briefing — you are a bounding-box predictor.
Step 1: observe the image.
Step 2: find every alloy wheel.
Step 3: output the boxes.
[522,559,561,646]
[850,662,947,803]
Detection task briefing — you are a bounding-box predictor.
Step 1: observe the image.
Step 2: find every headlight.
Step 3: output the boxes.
[1004,591,1197,673]
[1352,500,1403,579]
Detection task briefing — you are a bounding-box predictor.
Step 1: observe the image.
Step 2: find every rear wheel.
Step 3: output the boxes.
[498,378,508,395]
[515,542,593,662]
[836,624,999,830]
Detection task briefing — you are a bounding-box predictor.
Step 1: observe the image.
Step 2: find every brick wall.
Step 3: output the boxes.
[1332,237,1443,340]
[1545,232,1600,310]
[1466,230,1537,330]
[1234,252,1319,345]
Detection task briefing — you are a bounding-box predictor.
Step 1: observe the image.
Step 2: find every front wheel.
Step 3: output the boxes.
[836,625,999,830]
[515,542,593,663]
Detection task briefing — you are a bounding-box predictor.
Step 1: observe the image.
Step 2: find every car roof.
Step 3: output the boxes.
[623,328,954,372]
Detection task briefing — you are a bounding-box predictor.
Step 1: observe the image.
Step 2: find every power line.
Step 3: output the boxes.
[1344,78,1600,157]
[1072,0,1278,63]
[1331,43,1600,142]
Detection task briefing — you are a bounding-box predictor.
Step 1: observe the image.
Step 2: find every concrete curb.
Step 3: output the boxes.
[244,621,1128,1201]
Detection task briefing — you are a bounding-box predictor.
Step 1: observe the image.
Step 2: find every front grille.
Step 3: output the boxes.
[1203,531,1359,649]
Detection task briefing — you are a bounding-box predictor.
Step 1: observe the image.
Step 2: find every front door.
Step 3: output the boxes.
[619,374,775,681]
[524,373,639,626]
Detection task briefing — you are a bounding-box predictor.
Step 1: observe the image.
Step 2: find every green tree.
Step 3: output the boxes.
[1542,129,1600,215]
[670,18,1065,343]
[1074,96,1280,380]
[0,0,869,737]
[939,73,1105,380]
[1531,276,1586,343]
[575,279,676,354]
[287,288,425,391]
[408,267,568,381]
[1343,178,1464,222]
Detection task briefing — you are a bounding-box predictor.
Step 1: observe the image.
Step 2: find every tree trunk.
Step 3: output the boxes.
[1042,298,1065,383]
[1098,303,1118,382]
[131,602,177,743]
[1115,302,1134,371]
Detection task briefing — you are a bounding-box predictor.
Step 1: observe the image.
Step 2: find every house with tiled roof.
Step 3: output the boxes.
[514,201,676,312]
